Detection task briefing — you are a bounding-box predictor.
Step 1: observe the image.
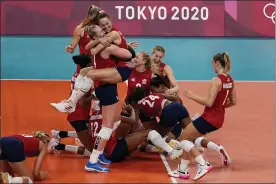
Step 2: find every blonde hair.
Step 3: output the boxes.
[85,25,98,38]
[223,52,231,73]
[81,5,101,28]
[213,52,232,73]
[152,45,165,55]
[33,131,50,144]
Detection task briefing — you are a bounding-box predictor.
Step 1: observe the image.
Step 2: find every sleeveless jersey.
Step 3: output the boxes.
[137,94,164,117]
[111,27,129,67]
[201,74,234,128]
[126,68,152,102]
[94,53,116,69]
[77,31,91,71]
[67,72,91,122]
[12,134,40,157]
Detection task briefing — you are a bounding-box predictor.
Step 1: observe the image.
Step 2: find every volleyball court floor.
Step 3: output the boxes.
[1,80,274,183]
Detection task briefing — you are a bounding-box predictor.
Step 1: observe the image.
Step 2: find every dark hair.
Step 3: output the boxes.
[72,54,92,68]
[127,87,146,104]
[96,12,111,24]
[150,75,166,87]
[213,52,231,73]
[81,5,101,27]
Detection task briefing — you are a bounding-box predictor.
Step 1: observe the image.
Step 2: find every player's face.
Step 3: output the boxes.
[133,53,145,66]
[98,17,113,33]
[212,60,219,73]
[151,51,164,64]
[150,85,165,93]
[93,26,105,39]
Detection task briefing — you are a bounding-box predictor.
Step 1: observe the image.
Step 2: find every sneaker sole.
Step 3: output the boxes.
[50,103,74,113]
[194,165,213,181]
[219,148,231,166]
[84,166,110,173]
[98,159,111,165]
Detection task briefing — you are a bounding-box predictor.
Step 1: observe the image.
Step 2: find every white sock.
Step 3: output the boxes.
[65,145,78,154]
[68,131,78,138]
[83,149,91,157]
[207,142,220,152]
[180,159,190,170]
[148,130,173,153]
[195,155,206,165]
[89,149,101,163]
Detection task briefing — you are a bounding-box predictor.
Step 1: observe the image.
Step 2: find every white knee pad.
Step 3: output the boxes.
[147,130,159,141]
[113,120,121,131]
[180,140,195,153]
[75,76,93,92]
[194,137,205,147]
[98,127,113,140]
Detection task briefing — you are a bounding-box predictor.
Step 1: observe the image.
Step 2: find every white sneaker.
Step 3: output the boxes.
[169,149,183,160]
[168,164,190,179]
[50,100,75,113]
[47,138,59,154]
[218,145,232,166]
[193,161,213,181]
[51,130,61,141]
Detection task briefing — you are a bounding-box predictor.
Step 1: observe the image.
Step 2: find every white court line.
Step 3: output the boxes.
[159,153,178,184]
[0,79,274,83]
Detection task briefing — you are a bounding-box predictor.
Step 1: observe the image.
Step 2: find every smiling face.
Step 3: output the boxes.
[98,17,113,33]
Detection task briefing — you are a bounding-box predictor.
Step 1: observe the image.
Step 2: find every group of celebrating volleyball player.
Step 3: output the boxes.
[0,4,236,183]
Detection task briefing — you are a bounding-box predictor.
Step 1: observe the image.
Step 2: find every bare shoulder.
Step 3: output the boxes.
[211,77,222,85]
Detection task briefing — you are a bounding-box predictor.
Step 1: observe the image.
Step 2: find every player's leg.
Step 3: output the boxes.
[53,143,91,157]
[173,118,215,181]
[85,84,118,172]
[193,117,231,166]
[51,130,78,141]
[0,137,33,180]
[1,172,33,184]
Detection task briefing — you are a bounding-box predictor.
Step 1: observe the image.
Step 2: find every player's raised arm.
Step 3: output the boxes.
[65,26,83,53]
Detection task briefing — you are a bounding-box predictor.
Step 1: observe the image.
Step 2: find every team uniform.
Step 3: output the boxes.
[137,94,189,129]
[111,27,132,81]
[67,72,91,132]
[193,74,234,134]
[0,135,40,162]
[89,112,130,162]
[126,68,155,123]
[77,31,92,72]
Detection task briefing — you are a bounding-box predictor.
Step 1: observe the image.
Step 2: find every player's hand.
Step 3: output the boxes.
[128,41,139,49]
[99,37,111,47]
[183,89,194,99]
[165,88,176,95]
[151,65,162,76]
[65,45,74,53]
[39,171,48,180]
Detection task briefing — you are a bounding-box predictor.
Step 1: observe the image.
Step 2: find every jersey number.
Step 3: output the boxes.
[91,121,99,137]
[222,90,230,106]
[141,95,160,108]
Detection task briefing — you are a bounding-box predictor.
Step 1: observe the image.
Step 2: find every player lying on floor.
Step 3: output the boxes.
[0,132,50,182]
[49,99,183,162]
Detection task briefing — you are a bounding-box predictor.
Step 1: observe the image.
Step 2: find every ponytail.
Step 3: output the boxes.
[223,52,231,73]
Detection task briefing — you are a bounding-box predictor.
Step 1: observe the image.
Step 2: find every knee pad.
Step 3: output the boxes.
[98,127,113,140]
[147,130,160,141]
[179,140,195,153]
[194,137,205,147]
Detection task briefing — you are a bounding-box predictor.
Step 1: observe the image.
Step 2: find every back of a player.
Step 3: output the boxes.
[201,74,234,128]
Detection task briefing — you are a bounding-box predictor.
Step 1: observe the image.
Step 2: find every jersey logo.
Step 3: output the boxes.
[131,78,135,82]
[142,79,147,84]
